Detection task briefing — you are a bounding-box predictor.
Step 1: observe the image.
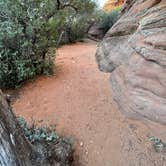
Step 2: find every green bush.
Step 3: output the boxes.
[0,0,58,88]
[0,0,97,89]
[67,18,89,42]
[58,5,101,44]
[98,7,121,34]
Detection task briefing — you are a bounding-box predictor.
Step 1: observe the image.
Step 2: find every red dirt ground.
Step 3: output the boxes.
[12,40,166,166]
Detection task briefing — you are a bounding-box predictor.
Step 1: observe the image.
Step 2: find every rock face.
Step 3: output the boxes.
[103,0,124,11]
[96,0,166,124]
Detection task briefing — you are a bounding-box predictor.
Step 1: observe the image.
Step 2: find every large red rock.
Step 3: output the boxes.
[96,0,166,124]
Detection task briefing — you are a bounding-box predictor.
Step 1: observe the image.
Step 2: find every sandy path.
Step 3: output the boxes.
[12,40,166,166]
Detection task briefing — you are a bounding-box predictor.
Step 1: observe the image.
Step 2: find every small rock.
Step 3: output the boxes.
[85,151,88,155]
[80,142,84,147]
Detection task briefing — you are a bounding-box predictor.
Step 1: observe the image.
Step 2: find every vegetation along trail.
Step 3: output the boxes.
[12,40,166,166]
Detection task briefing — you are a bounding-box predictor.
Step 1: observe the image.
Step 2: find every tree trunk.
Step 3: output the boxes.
[0,90,33,166]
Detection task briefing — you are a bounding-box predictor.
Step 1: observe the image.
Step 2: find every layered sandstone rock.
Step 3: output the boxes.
[96,0,166,124]
[103,0,124,11]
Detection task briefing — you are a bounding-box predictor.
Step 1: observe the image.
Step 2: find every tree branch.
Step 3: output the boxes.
[56,0,61,10]
[61,4,78,14]
[45,1,78,21]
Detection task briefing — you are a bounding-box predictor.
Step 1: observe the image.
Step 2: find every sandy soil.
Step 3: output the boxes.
[12,40,166,166]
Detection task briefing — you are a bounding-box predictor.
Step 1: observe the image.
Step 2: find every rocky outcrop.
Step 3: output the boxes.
[96,0,166,124]
[88,24,106,40]
[103,0,124,11]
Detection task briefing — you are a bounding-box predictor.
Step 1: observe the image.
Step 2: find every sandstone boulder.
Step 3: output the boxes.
[88,24,105,40]
[96,0,166,124]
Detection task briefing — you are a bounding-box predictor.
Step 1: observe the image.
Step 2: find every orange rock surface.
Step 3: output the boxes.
[103,0,124,11]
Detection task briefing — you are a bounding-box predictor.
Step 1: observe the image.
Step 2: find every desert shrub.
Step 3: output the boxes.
[70,20,86,42]
[149,136,166,153]
[0,0,97,89]
[98,7,121,34]
[17,117,59,143]
[17,117,74,165]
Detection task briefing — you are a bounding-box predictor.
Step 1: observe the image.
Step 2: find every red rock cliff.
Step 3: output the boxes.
[103,0,124,11]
